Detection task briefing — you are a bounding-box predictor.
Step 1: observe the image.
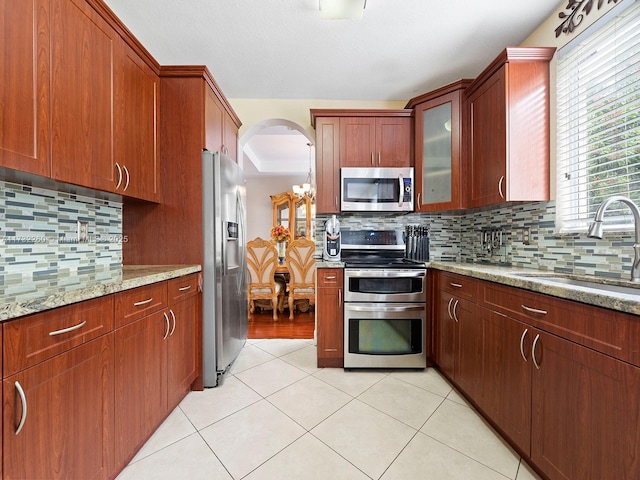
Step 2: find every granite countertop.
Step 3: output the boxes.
[0,265,201,322]
[427,262,640,316]
[317,258,640,315]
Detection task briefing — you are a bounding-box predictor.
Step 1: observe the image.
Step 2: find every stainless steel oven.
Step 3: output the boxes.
[344,302,426,368]
[341,230,427,369]
[344,268,426,303]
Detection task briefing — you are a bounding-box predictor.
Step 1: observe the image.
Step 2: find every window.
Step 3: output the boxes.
[556,0,640,233]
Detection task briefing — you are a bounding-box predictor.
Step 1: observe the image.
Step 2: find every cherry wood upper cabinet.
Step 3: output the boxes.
[205,79,240,161]
[339,115,412,168]
[310,109,412,214]
[465,47,555,208]
[0,0,51,177]
[407,80,472,212]
[50,0,117,192]
[313,117,341,214]
[114,41,160,202]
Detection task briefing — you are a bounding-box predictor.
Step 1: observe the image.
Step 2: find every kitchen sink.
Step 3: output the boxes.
[514,274,640,296]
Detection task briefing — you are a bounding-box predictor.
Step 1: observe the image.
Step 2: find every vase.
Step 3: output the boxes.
[276,241,286,264]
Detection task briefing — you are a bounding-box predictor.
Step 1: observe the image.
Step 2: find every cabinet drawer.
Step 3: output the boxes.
[317,268,343,287]
[115,282,167,328]
[3,295,114,376]
[439,271,479,299]
[168,274,199,304]
[483,282,640,365]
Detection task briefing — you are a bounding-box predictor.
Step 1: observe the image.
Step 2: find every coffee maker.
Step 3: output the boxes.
[323,215,341,261]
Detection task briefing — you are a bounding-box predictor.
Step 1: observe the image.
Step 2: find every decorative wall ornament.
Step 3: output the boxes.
[556,0,619,37]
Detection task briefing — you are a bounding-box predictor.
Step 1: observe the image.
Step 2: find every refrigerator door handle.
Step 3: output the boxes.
[236,188,247,295]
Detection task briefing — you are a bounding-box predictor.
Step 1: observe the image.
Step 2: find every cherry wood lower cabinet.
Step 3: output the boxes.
[3,335,114,480]
[114,309,168,472]
[530,329,640,480]
[481,308,532,454]
[432,269,640,480]
[316,268,343,367]
[166,274,199,410]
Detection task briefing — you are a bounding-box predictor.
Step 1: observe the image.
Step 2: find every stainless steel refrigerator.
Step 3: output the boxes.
[202,150,248,387]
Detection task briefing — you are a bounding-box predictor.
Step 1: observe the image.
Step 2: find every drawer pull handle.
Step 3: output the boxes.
[163,312,170,340]
[49,320,87,336]
[325,275,336,280]
[450,282,463,288]
[520,328,529,362]
[169,309,176,336]
[532,334,541,369]
[178,285,192,292]
[521,304,547,315]
[15,381,27,435]
[134,297,154,307]
[325,348,338,352]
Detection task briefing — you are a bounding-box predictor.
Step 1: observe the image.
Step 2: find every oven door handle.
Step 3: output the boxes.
[345,304,425,312]
[346,270,425,278]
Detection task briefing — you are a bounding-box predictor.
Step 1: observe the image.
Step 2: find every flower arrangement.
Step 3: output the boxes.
[270,225,291,243]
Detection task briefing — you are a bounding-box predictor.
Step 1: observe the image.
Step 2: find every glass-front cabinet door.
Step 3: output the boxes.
[422,102,453,205]
[411,81,470,212]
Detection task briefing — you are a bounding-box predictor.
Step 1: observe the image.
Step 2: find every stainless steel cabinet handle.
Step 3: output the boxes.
[49,320,87,336]
[178,285,192,292]
[169,309,176,336]
[134,297,154,307]
[520,328,529,362]
[521,304,548,315]
[447,297,454,320]
[371,152,374,166]
[15,381,27,435]
[452,299,460,322]
[115,162,123,189]
[163,312,170,340]
[123,165,130,191]
[338,289,342,308]
[378,152,381,166]
[417,192,421,209]
[450,282,462,288]
[325,275,336,280]
[532,334,541,369]
[498,175,505,199]
[335,196,338,210]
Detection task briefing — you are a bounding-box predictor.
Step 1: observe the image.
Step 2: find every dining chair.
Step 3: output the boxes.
[246,237,283,320]
[284,237,316,320]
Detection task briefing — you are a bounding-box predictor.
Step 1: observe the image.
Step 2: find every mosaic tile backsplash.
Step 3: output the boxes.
[316,201,636,281]
[0,180,123,300]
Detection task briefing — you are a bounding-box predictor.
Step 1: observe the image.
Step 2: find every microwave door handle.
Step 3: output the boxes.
[398,174,404,207]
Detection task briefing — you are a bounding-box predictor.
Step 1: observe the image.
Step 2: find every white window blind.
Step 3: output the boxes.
[556,0,640,233]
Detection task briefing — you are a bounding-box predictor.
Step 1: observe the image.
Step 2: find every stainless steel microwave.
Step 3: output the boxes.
[341,167,414,212]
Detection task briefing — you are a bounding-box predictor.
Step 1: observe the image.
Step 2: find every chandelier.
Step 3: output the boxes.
[292,142,315,200]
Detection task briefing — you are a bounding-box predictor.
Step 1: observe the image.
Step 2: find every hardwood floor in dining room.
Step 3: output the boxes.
[247,308,315,339]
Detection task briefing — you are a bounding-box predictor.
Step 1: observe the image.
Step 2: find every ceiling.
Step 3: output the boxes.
[104,0,562,177]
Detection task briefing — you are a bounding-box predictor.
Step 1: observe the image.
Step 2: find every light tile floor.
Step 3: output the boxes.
[116,339,542,480]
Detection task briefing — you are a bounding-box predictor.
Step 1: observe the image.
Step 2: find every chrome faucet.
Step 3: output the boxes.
[587,195,640,282]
